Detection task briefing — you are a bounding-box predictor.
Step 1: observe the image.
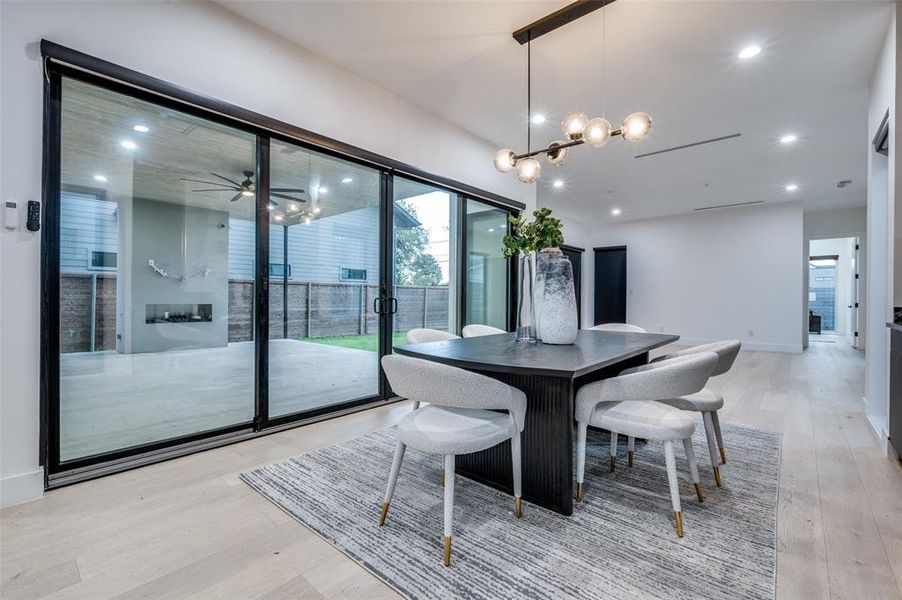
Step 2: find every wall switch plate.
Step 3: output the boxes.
[3,201,17,230]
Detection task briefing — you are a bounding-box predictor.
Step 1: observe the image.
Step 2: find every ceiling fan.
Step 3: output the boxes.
[180,171,305,205]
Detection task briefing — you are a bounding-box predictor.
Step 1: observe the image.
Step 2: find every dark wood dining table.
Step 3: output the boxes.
[394,329,679,516]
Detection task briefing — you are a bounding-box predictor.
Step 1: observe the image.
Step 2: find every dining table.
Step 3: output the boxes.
[394,329,680,516]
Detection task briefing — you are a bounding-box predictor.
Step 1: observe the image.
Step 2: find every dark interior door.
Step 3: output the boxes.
[594,246,627,325]
[561,245,583,326]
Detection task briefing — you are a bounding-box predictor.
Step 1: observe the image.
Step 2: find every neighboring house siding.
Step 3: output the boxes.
[62,193,379,284]
[228,206,381,283]
[61,191,119,273]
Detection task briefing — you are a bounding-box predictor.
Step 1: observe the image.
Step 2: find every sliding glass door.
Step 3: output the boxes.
[57,78,257,463]
[44,64,519,482]
[392,177,460,341]
[267,139,382,418]
[464,199,511,331]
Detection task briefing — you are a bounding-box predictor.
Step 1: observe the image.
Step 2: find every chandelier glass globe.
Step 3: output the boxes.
[517,157,541,183]
[562,112,589,141]
[583,117,612,148]
[546,141,569,166]
[494,148,517,173]
[621,112,653,142]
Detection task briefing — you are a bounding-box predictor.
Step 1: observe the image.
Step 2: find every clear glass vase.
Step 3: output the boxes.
[516,253,538,343]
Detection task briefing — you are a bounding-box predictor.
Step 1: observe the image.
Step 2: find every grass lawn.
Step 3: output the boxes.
[304,332,408,353]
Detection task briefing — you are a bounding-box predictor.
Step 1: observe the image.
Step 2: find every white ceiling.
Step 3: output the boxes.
[219,0,893,221]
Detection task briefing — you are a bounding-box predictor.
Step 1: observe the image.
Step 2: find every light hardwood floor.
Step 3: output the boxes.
[2,341,901,599]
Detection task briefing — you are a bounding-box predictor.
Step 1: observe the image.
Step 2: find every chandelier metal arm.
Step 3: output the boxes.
[513,130,622,161]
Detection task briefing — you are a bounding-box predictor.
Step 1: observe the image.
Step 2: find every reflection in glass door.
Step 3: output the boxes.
[392,178,459,342]
[57,77,257,463]
[464,199,510,330]
[268,140,382,418]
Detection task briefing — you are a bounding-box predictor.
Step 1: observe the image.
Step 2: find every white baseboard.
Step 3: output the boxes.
[864,413,889,454]
[673,337,803,354]
[0,469,44,508]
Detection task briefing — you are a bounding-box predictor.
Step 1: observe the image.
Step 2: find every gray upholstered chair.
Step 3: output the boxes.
[461,324,507,338]
[405,328,461,344]
[588,323,647,333]
[575,352,718,537]
[653,340,741,486]
[379,355,527,566]
[404,329,462,410]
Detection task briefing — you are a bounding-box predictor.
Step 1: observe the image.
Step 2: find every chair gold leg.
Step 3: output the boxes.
[609,456,616,472]
[720,447,727,464]
[443,536,452,567]
[674,511,684,538]
[379,502,390,526]
[628,450,634,467]
[514,497,522,519]
[713,465,723,487]
[576,482,584,502]
[694,483,704,502]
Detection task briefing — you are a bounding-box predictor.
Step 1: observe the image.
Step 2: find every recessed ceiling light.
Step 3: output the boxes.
[611,208,622,216]
[120,140,137,150]
[133,124,150,133]
[780,134,797,144]
[531,114,546,124]
[738,45,761,59]
[785,184,798,192]
[318,186,328,194]
[342,177,353,183]
[488,228,495,233]
[553,180,564,189]
[93,174,108,182]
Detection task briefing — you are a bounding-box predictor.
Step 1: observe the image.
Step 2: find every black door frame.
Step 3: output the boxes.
[40,42,523,487]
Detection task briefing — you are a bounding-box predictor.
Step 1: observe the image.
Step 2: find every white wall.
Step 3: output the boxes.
[574,202,805,352]
[0,1,535,507]
[864,5,898,445]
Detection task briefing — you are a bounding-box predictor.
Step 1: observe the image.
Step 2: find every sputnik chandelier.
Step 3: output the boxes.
[494,0,652,184]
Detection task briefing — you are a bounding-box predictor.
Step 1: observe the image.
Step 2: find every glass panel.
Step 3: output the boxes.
[392,178,459,341]
[465,199,510,330]
[58,78,257,461]
[268,140,381,417]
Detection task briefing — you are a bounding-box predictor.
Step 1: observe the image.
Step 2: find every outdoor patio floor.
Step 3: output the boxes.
[59,339,378,461]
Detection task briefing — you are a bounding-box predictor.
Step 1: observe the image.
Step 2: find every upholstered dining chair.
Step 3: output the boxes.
[588,322,647,333]
[462,324,507,338]
[653,340,741,486]
[575,351,718,537]
[379,355,527,566]
[404,329,462,410]
[406,328,461,344]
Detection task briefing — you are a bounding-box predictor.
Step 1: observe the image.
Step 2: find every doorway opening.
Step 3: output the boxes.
[808,237,860,348]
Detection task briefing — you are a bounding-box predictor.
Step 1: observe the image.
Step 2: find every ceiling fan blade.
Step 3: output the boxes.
[268,200,279,207]
[229,192,243,202]
[193,188,239,192]
[271,192,307,202]
[180,178,236,189]
[270,188,306,193]
[210,172,243,187]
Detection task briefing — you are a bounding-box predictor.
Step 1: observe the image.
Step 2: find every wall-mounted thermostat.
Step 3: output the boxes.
[26,200,41,232]
[4,201,17,230]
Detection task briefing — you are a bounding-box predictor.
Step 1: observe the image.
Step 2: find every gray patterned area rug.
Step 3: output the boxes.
[242,424,781,600]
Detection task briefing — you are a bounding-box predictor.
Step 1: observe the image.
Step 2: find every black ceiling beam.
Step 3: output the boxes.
[512,0,617,45]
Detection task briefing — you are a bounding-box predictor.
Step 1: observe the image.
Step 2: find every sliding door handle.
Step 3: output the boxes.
[373,297,383,315]
[390,297,398,314]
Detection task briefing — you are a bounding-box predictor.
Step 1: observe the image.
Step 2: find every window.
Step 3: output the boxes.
[89,250,117,270]
[269,263,291,278]
[340,267,367,281]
